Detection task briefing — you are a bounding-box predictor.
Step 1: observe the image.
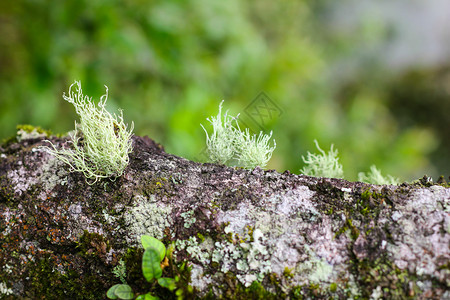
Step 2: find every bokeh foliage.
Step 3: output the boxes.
[0,0,448,181]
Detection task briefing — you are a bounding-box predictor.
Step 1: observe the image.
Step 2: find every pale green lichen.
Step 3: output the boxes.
[180,210,197,229]
[300,140,344,178]
[358,165,400,185]
[41,81,134,184]
[177,227,272,288]
[176,236,212,265]
[235,127,276,169]
[201,100,276,169]
[297,245,333,283]
[0,282,13,296]
[38,157,68,192]
[370,286,383,300]
[123,195,173,245]
[201,100,239,165]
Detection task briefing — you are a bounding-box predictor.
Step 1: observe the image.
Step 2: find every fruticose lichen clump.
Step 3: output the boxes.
[201,100,276,169]
[300,139,344,178]
[41,81,134,184]
[358,165,400,185]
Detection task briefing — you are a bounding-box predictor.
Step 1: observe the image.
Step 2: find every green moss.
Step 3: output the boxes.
[352,256,418,299]
[244,281,278,299]
[283,267,294,279]
[76,231,111,259]
[0,178,15,205]
[347,219,360,240]
[357,189,388,218]
[203,274,279,300]
[412,175,450,188]
[119,248,149,295]
[197,233,206,243]
[143,177,177,198]
[334,218,359,240]
[16,124,52,143]
[329,282,337,292]
[289,282,334,299]
[437,261,449,271]
[0,134,18,148]
[290,286,304,299]
[16,124,51,135]
[436,175,450,188]
[27,254,107,299]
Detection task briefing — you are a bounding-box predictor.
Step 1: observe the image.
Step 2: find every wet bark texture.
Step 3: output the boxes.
[0,133,449,299]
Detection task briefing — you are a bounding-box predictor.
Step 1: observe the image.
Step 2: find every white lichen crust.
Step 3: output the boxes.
[386,186,449,284]
[124,195,173,246]
[174,185,353,295]
[171,180,449,298]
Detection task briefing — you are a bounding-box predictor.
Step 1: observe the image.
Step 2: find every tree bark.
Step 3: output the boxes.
[0,133,448,299]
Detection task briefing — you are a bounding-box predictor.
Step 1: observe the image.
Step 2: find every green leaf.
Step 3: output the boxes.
[106,284,121,299]
[141,235,166,262]
[136,293,160,300]
[176,289,183,297]
[157,277,176,291]
[115,284,134,300]
[107,284,134,300]
[142,248,162,281]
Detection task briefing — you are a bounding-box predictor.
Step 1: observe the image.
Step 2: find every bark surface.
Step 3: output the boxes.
[0,132,449,299]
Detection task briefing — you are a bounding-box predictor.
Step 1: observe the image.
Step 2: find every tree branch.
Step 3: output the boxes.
[0,134,448,299]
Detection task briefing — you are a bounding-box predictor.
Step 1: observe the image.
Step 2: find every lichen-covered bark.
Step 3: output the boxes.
[0,132,449,299]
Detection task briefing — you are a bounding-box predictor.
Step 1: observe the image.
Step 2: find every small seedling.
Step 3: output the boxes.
[106,235,178,300]
[300,140,344,178]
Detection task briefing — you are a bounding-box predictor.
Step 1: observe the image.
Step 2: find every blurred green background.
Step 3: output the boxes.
[1,0,449,181]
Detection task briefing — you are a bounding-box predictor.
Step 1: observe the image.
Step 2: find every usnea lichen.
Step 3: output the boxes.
[41,81,134,184]
[358,165,400,185]
[201,100,276,169]
[201,100,239,165]
[300,140,344,178]
[235,127,276,169]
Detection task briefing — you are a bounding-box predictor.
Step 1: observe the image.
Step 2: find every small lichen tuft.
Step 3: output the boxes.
[300,140,344,178]
[358,165,400,185]
[40,80,134,184]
